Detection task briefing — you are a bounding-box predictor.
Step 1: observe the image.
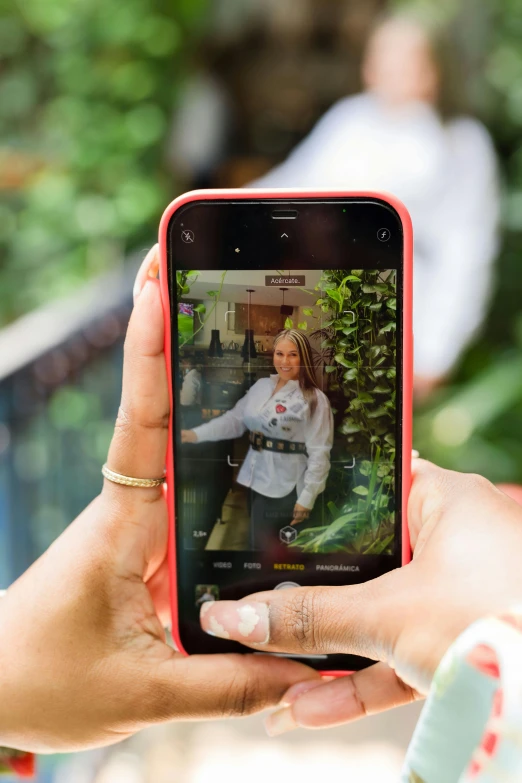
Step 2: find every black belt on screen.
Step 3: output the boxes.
[248,431,307,455]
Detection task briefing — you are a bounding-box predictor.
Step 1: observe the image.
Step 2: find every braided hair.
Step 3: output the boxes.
[273,329,320,416]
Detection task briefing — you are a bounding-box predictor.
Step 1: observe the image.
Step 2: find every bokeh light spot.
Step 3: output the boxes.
[432,406,473,447]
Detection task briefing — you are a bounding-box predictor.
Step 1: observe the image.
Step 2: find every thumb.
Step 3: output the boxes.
[197,575,400,663]
[197,461,458,663]
[100,245,169,577]
[105,244,167,483]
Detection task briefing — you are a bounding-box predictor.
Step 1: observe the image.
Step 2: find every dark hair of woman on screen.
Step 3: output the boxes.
[181,329,334,550]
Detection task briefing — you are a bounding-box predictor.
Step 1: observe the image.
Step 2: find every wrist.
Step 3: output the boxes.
[0,590,11,737]
[0,590,36,777]
[0,589,20,743]
[296,490,313,509]
[0,589,36,749]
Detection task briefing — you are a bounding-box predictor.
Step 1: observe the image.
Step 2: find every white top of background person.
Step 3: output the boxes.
[182,330,333,521]
[180,356,202,406]
[252,13,500,400]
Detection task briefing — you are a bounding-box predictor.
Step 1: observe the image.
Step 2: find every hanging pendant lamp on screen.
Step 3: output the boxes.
[241,289,257,360]
[280,287,293,316]
[208,292,223,357]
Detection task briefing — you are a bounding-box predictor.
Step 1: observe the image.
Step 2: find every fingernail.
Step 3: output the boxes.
[280,680,323,706]
[412,449,420,459]
[200,601,269,643]
[265,706,298,737]
[133,245,159,302]
[280,677,332,707]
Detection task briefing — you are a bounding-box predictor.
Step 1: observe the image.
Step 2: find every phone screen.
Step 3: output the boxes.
[167,198,404,670]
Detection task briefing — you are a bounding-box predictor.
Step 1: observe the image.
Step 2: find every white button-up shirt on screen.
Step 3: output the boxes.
[192,376,333,509]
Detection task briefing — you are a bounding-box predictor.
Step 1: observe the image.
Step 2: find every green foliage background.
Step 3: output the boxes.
[0,0,207,325]
[391,1,522,481]
[4,0,522,486]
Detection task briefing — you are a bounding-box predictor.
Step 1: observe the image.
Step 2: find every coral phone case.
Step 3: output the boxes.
[159,189,413,668]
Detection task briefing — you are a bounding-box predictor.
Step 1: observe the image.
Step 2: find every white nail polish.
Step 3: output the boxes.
[237,604,261,637]
[208,615,230,639]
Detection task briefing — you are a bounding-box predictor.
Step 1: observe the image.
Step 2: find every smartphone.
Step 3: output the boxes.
[159,189,412,673]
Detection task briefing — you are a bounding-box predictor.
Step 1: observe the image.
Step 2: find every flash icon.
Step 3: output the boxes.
[377,228,391,242]
[181,229,195,243]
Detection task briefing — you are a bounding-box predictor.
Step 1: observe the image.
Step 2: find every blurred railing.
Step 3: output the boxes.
[0,256,142,587]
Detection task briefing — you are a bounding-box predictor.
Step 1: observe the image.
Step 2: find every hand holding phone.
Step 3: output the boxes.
[0,252,322,754]
[160,189,413,673]
[199,458,522,733]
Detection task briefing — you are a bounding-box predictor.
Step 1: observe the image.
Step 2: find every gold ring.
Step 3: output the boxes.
[102,463,166,488]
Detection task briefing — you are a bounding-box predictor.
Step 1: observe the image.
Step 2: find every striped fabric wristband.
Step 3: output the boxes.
[0,590,35,779]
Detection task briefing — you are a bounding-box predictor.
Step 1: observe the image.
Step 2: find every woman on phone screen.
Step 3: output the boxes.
[181,329,334,550]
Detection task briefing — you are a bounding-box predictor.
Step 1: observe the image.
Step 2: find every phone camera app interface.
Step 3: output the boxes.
[175,267,398,560]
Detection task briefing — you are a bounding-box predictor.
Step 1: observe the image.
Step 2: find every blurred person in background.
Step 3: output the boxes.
[253,12,500,401]
[180,355,202,407]
[179,354,205,433]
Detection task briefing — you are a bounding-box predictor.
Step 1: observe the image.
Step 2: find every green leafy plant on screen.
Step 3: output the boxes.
[290,269,397,554]
[175,269,227,346]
